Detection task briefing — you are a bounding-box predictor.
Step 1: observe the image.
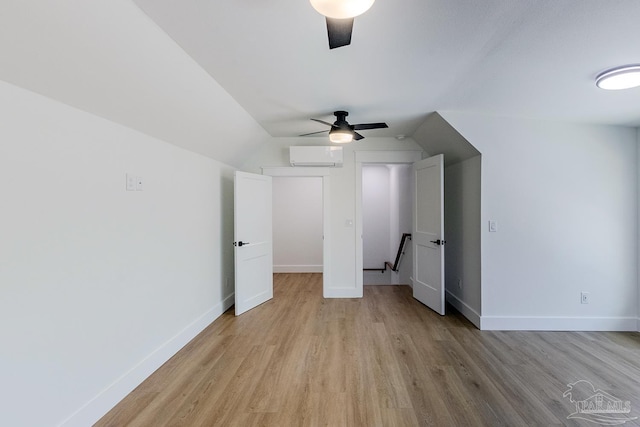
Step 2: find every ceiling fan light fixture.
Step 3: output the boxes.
[596,65,640,90]
[310,0,375,19]
[329,128,353,143]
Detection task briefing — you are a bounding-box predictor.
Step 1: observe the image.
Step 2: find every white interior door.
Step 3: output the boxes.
[234,171,273,316]
[412,154,445,315]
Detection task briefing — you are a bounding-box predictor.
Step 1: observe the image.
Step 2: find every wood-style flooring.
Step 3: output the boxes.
[96,273,640,426]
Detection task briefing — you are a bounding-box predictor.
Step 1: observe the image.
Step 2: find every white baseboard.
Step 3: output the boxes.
[479,315,638,331]
[324,287,362,298]
[59,293,235,427]
[445,290,480,329]
[273,265,323,273]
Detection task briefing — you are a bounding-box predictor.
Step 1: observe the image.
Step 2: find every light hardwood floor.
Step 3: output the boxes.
[96,273,640,426]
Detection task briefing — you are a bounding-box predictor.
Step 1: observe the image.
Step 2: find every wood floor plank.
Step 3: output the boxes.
[96,274,640,426]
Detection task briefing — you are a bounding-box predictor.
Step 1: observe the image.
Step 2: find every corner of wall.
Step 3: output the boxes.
[60,294,234,427]
[445,291,480,328]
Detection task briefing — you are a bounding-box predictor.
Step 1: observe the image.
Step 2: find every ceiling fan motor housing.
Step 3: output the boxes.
[333,111,351,128]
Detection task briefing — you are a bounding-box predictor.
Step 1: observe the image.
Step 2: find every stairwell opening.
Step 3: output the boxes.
[362,164,413,286]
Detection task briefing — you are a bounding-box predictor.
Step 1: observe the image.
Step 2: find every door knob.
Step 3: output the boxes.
[234,241,250,247]
[430,239,446,246]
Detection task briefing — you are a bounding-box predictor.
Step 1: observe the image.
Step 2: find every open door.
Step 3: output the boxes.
[234,171,273,316]
[412,154,445,315]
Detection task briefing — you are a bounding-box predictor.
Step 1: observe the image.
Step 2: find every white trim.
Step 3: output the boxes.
[479,315,638,331]
[354,151,424,301]
[324,287,362,298]
[58,294,234,427]
[262,166,330,177]
[355,150,423,163]
[261,167,331,298]
[445,290,480,329]
[274,265,323,273]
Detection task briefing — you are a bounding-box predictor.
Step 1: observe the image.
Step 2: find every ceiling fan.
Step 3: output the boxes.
[309,0,375,49]
[300,110,388,143]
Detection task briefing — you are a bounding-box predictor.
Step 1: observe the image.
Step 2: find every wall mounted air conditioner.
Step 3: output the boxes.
[290,146,343,167]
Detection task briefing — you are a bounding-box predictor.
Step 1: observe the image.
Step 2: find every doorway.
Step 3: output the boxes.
[262,167,332,297]
[354,150,423,294]
[356,151,447,315]
[272,176,323,273]
[362,164,412,285]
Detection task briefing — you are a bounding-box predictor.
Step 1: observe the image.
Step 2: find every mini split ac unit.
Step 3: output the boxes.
[290,146,343,167]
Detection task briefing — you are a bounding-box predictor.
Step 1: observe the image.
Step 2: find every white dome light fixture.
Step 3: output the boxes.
[329,128,354,143]
[596,65,640,90]
[310,0,375,19]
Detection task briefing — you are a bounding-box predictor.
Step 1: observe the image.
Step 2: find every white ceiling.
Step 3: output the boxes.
[0,0,271,166]
[1,0,638,162]
[132,0,640,138]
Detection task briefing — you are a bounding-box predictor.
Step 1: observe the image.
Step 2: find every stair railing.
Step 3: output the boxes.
[363,233,412,273]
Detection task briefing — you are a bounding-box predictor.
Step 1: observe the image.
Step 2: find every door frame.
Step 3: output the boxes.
[354,151,423,295]
[262,167,331,297]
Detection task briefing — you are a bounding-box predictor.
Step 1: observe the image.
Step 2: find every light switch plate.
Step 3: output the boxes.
[136,176,144,191]
[489,220,498,232]
[126,174,136,191]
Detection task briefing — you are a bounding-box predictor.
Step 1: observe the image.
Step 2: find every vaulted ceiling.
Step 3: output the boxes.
[1,1,639,165]
[133,0,640,136]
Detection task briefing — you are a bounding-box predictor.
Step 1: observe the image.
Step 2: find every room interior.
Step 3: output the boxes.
[1,1,639,425]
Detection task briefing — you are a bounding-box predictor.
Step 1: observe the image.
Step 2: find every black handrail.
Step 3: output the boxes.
[363,233,412,273]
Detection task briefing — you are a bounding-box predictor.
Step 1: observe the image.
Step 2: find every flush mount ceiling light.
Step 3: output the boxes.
[329,128,354,143]
[310,0,375,19]
[596,65,640,90]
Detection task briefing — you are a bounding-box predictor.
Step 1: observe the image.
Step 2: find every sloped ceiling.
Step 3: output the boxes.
[1,1,639,165]
[413,113,480,166]
[132,0,640,138]
[0,0,270,167]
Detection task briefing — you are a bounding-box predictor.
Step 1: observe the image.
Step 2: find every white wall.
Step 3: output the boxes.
[242,138,424,297]
[0,81,235,427]
[441,112,638,330]
[363,166,391,270]
[389,165,413,285]
[272,177,323,272]
[444,156,482,326]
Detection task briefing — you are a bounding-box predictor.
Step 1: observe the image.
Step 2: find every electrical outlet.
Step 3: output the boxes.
[581,292,589,304]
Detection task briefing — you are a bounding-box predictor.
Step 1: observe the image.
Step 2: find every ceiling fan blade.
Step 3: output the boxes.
[353,122,389,130]
[310,118,335,127]
[353,131,365,141]
[326,17,353,49]
[299,129,330,137]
